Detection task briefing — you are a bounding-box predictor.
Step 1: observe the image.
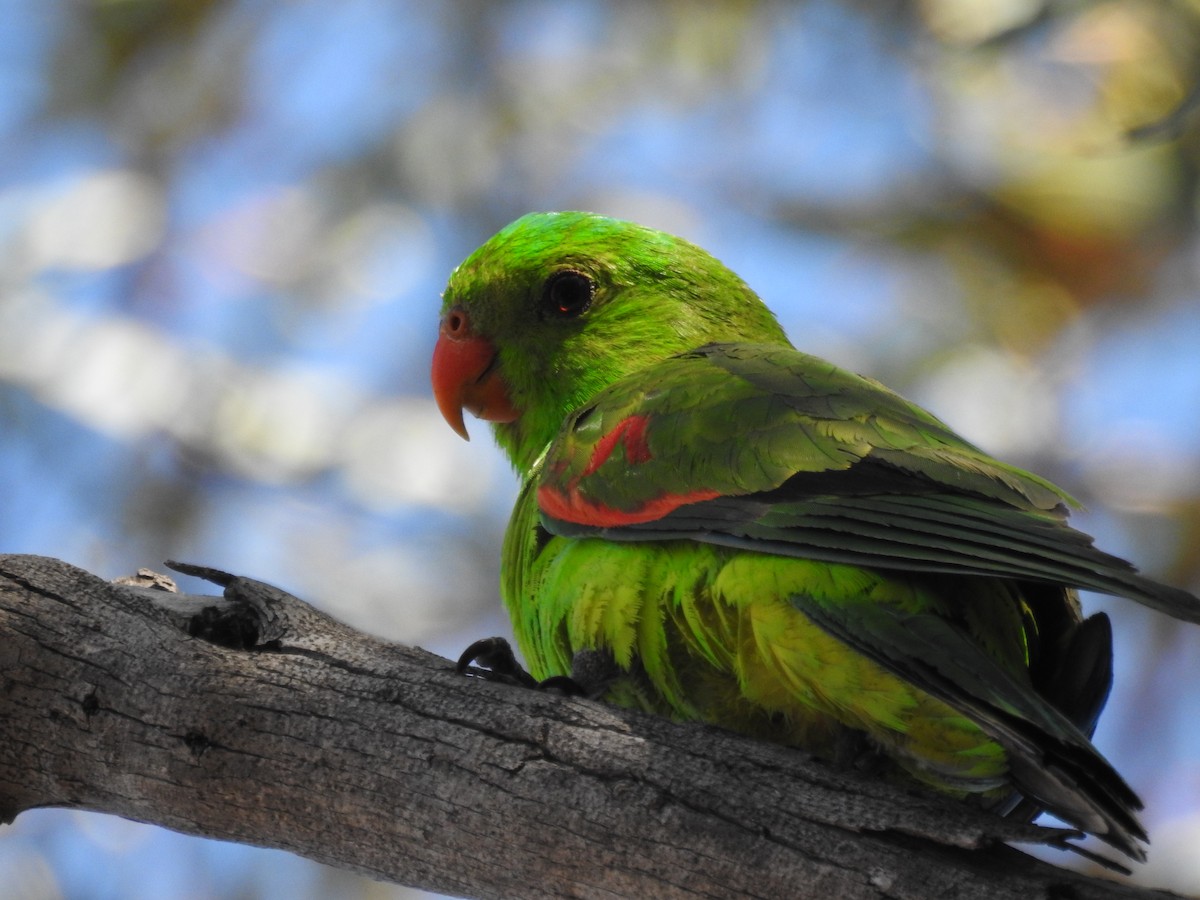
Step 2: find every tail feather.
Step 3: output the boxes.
[1006,741,1146,862]
[1005,612,1146,862]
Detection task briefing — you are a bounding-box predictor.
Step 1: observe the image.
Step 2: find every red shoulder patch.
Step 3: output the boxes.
[539,412,720,527]
[582,414,653,477]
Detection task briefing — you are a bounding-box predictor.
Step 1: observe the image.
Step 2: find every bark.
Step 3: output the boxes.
[0,553,1183,900]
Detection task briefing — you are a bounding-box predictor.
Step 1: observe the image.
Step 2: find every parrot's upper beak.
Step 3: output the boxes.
[431,305,519,440]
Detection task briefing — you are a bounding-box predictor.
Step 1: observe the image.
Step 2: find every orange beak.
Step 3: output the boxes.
[431,305,519,440]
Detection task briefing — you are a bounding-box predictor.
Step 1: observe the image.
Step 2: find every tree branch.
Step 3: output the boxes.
[0,554,1183,899]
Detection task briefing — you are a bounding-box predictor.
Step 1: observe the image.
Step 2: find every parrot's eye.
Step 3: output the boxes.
[541,271,593,319]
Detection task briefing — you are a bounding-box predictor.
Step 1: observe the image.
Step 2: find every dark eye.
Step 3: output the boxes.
[541,271,593,319]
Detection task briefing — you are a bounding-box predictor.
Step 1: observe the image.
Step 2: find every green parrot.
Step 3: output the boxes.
[431,211,1200,863]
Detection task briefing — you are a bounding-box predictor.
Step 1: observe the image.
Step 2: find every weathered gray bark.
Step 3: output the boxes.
[0,553,1183,899]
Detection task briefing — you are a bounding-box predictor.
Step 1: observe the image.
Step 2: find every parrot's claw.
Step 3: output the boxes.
[456,638,615,697]
[830,729,890,776]
[456,636,539,688]
[566,648,620,699]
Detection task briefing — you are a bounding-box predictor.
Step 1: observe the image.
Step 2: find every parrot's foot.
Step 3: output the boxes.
[456,637,585,695]
[456,638,617,698]
[457,637,539,688]
[832,729,891,777]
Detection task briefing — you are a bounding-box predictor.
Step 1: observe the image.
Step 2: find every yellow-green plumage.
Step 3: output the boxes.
[437,210,1200,862]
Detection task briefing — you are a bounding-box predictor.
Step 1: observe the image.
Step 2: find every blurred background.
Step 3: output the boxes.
[2,0,1199,897]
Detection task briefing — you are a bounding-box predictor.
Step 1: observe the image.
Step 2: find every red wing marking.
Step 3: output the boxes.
[541,413,719,526]
[537,484,721,528]
[581,414,653,477]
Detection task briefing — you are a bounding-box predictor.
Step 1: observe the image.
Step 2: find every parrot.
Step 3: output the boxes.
[430,210,1200,864]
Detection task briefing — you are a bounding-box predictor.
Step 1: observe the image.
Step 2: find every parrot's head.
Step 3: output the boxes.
[432,211,788,470]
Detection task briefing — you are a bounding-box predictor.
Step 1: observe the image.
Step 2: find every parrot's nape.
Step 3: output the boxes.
[431,210,1200,865]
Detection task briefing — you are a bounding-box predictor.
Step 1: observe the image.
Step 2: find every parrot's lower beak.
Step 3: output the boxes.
[431,306,519,440]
